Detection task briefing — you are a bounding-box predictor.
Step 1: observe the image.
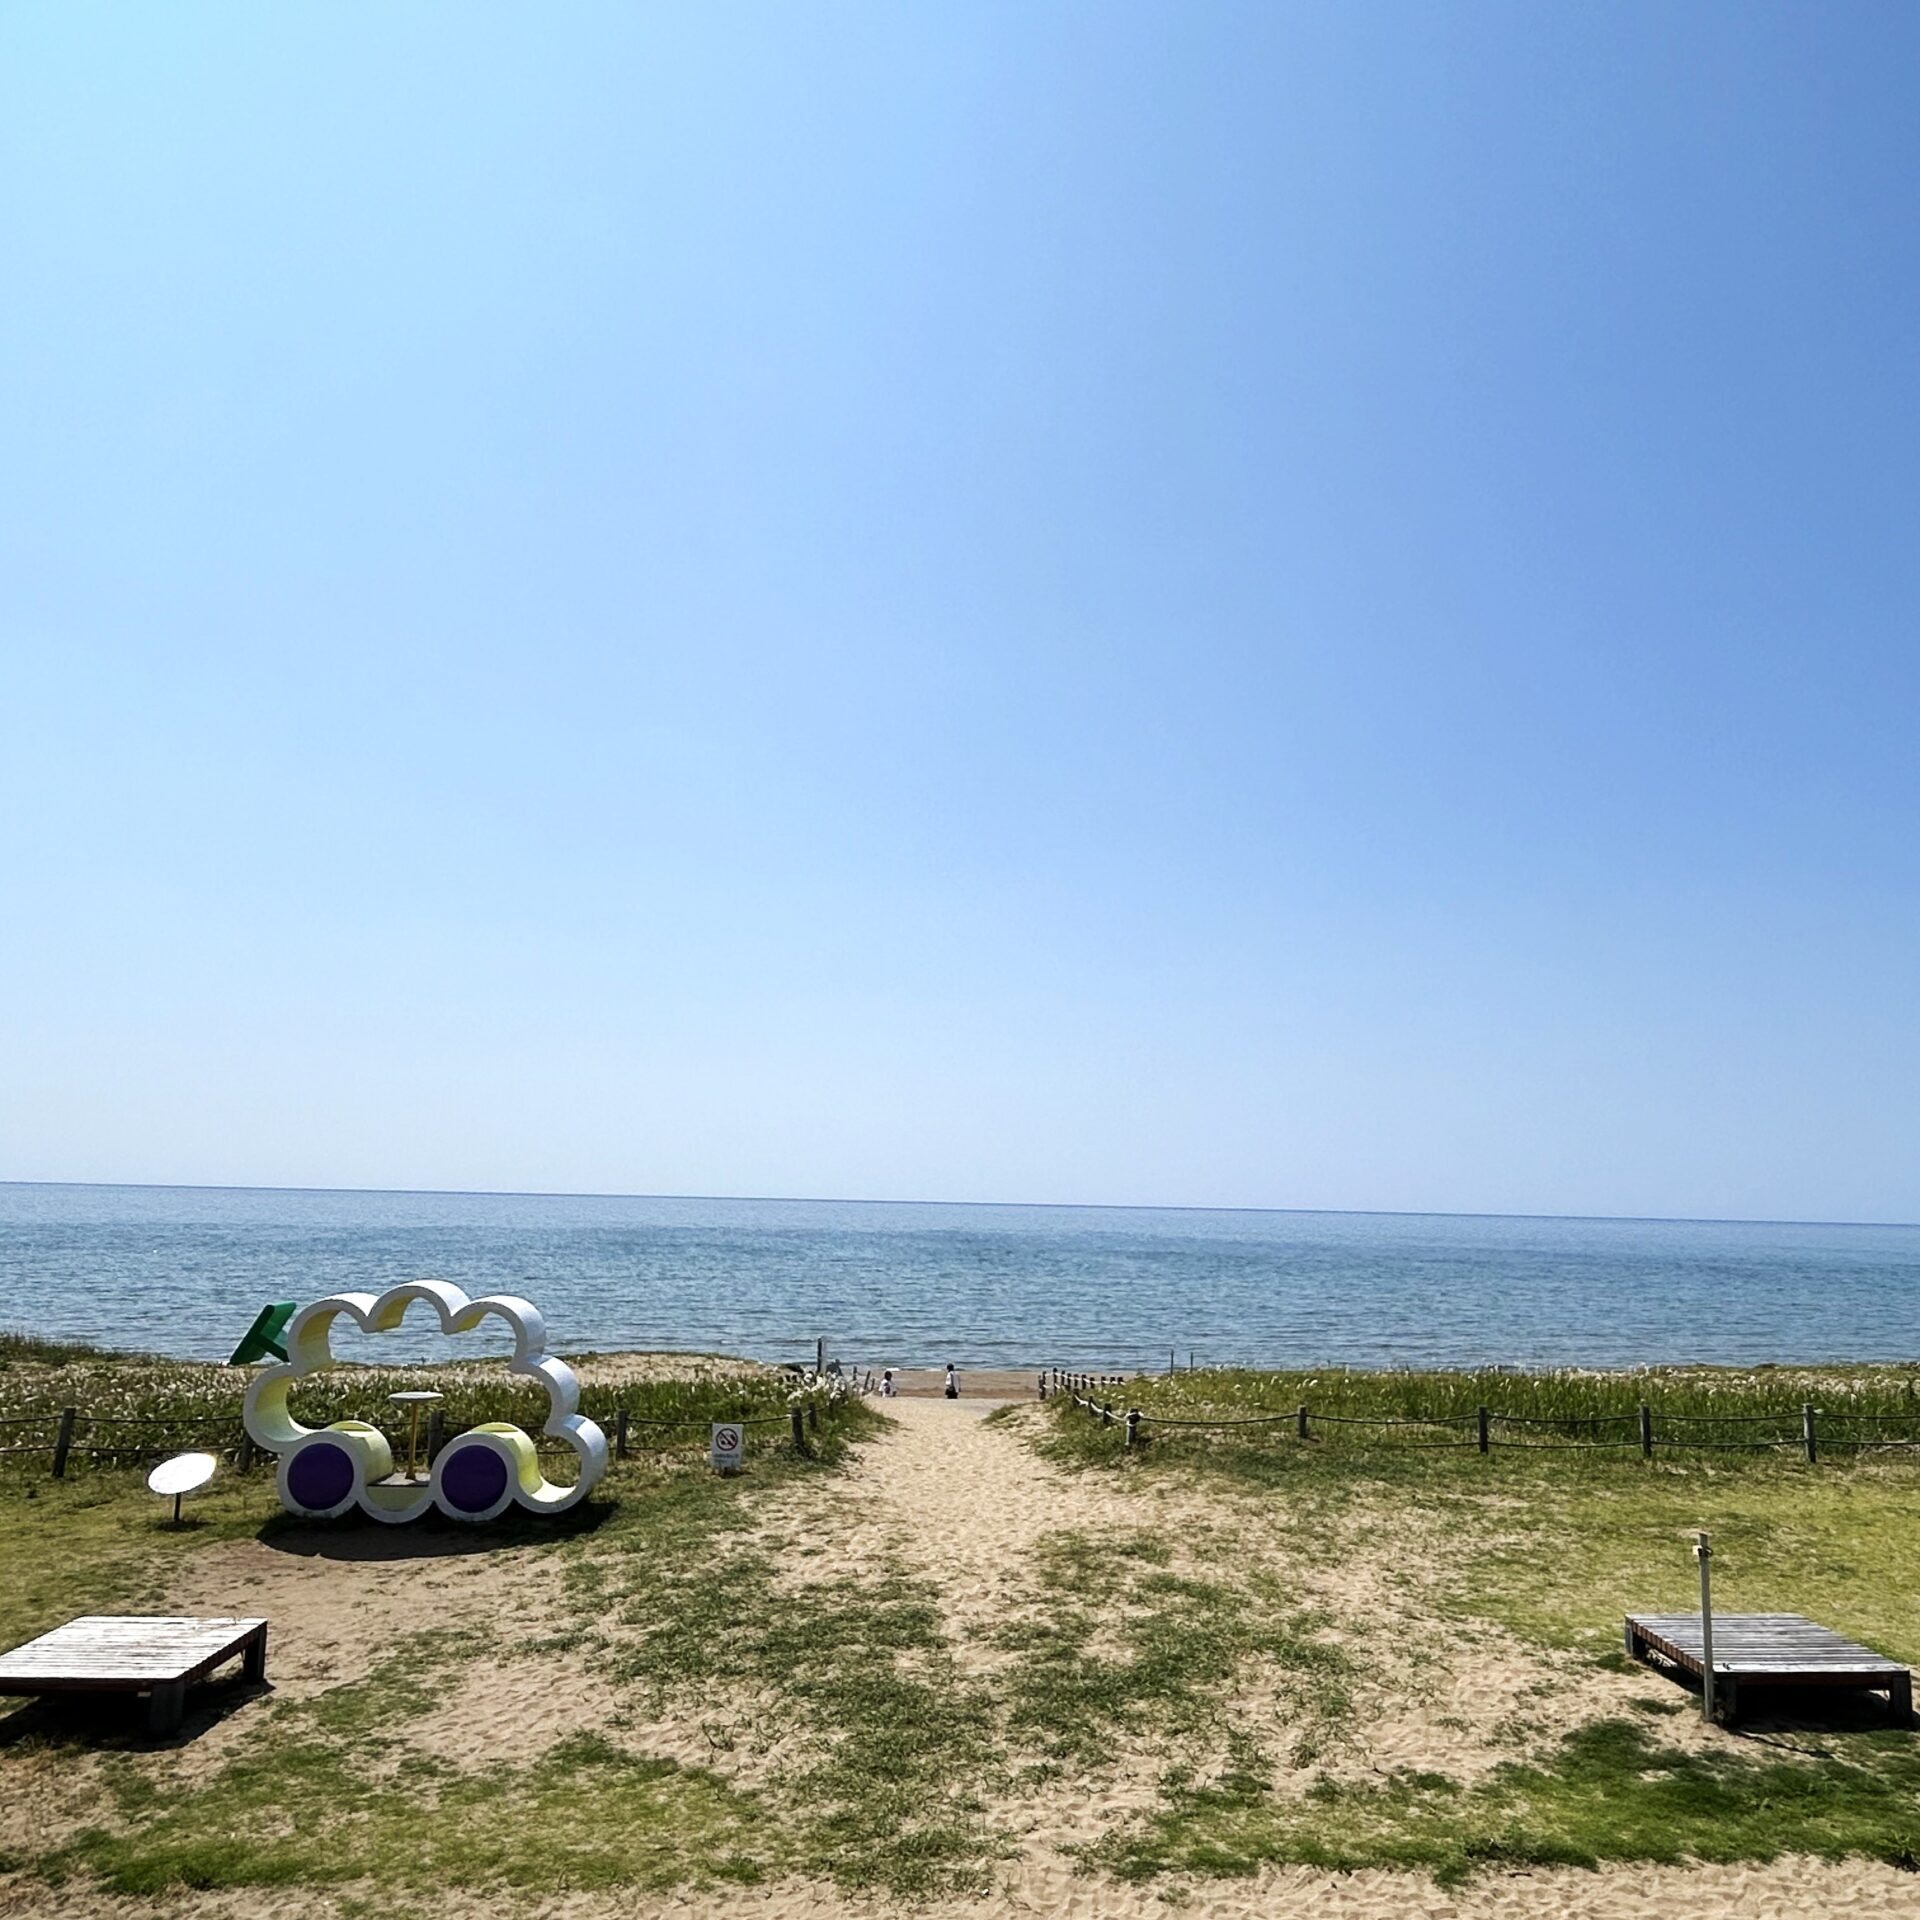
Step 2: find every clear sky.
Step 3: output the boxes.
[3,3,1916,1222]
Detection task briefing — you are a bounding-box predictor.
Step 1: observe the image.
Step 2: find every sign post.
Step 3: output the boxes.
[711,1423,744,1475]
[1695,1530,1716,1722]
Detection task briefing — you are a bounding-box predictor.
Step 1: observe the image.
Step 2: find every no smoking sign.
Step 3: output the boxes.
[710,1423,744,1473]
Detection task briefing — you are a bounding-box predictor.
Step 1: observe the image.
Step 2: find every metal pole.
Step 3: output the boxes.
[1695,1530,1716,1722]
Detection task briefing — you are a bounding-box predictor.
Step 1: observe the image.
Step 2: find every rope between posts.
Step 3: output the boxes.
[1307,1411,1479,1429]
[1135,1410,1299,1429]
[1654,1411,1798,1426]
[610,1409,794,1428]
[76,1412,227,1428]
[1488,1412,1640,1428]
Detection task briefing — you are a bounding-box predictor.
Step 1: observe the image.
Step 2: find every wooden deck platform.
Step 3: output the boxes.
[0,1616,268,1732]
[1626,1612,1910,1724]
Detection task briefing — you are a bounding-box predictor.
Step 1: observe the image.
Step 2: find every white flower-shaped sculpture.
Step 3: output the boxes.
[242,1281,607,1524]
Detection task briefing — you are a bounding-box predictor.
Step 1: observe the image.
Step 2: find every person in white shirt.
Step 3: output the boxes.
[944,1363,960,1399]
[881,1369,897,1397]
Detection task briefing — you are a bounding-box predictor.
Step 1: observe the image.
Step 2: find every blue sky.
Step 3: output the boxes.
[3,3,1916,1221]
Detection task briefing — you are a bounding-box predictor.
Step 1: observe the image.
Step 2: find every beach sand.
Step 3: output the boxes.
[5,1393,1915,1919]
[877,1365,1041,1397]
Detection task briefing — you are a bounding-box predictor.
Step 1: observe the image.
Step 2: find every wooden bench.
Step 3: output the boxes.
[1626,1611,1910,1725]
[0,1616,268,1733]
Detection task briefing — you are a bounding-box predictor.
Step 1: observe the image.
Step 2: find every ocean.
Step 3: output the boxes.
[4,1182,1918,1374]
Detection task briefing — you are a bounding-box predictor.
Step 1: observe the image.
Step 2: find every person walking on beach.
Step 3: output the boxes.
[881,1369,897,1397]
[944,1362,960,1399]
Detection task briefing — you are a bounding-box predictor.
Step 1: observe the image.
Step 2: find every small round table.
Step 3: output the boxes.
[388,1391,444,1483]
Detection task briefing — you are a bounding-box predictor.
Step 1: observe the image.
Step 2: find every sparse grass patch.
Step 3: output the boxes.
[0,1472,270,1652]
[586,1462,1001,1896]
[996,1530,1351,1768]
[1096,1714,1920,1885]
[51,1733,778,1895]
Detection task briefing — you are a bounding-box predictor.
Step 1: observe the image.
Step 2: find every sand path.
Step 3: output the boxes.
[766,1394,1145,1626]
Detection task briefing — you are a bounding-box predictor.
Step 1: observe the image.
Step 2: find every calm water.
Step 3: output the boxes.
[2,1183,1918,1372]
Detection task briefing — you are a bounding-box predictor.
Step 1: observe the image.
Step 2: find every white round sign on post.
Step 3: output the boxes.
[148,1450,219,1526]
[710,1423,744,1474]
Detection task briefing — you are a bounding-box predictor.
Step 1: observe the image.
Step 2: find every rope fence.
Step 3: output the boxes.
[1040,1368,1908,1465]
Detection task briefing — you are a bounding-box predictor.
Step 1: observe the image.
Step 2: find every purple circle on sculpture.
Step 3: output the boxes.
[440,1440,510,1515]
[287,1439,355,1512]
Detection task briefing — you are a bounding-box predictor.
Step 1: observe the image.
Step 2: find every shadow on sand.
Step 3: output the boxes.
[254,1497,615,1563]
[0,1671,272,1754]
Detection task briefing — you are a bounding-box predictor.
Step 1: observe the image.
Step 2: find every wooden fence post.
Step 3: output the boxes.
[790,1407,807,1453]
[1639,1403,1654,1459]
[237,1431,255,1475]
[1102,1401,1113,1429]
[51,1407,76,1480]
[1297,1404,1309,1441]
[1477,1406,1490,1455]
[1803,1403,1817,1465]
[426,1408,445,1464]
[615,1409,630,1460]
[1126,1410,1140,1448]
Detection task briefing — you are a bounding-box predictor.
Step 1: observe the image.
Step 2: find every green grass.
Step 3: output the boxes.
[0,1472,275,1650]
[50,1733,779,1896]
[46,1621,787,1895]
[1096,1715,1920,1885]
[995,1531,1352,1769]
[1061,1362,1920,1453]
